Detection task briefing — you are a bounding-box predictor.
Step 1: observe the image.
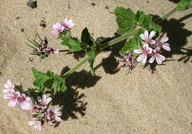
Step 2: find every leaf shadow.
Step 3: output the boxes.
[51,66,101,121]
[94,33,125,74]
[52,87,87,121]
[168,0,180,3]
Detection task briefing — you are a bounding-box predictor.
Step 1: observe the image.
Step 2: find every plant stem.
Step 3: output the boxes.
[154,7,178,23]
[63,56,92,77]
[62,29,138,77]
[100,29,139,50]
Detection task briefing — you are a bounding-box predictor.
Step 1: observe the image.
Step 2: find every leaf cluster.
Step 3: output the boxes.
[115,7,162,35]
[32,67,67,94]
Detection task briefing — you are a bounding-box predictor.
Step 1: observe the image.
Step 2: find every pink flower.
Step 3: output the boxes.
[115,53,135,68]
[134,44,152,64]
[53,49,59,54]
[18,93,33,110]
[4,80,15,90]
[36,95,52,109]
[3,89,20,107]
[140,30,156,45]
[28,118,41,131]
[51,22,65,35]
[156,37,171,51]
[149,47,166,64]
[47,106,62,122]
[61,18,74,30]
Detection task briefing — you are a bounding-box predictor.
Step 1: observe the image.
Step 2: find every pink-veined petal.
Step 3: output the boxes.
[156,56,163,64]
[144,30,149,40]
[149,40,156,44]
[28,121,35,126]
[55,116,61,122]
[137,54,145,62]
[140,34,146,40]
[149,56,155,63]
[158,54,166,61]
[46,97,52,104]
[134,49,142,54]
[161,37,169,43]
[149,31,155,39]
[8,99,18,107]
[148,47,153,54]
[141,54,147,64]
[51,30,59,35]
[162,43,171,51]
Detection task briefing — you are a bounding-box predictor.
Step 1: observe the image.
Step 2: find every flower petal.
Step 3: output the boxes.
[141,54,147,64]
[144,30,149,39]
[149,31,155,39]
[162,43,171,51]
[8,99,18,107]
[161,37,169,43]
[137,54,144,62]
[149,56,155,63]
[134,49,142,54]
[140,34,145,40]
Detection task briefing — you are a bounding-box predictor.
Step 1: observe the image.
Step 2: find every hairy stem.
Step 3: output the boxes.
[63,29,139,77]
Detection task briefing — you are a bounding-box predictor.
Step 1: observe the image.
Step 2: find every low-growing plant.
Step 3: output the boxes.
[2,0,191,131]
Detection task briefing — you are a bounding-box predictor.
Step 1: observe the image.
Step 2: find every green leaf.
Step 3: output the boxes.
[177,0,192,11]
[115,7,136,35]
[120,38,138,56]
[61,36,82,51]
[136,10,162,33]
[32,67,67,93]
[32,68,51,91]
[59,31,82,51]
[81,28,100,75]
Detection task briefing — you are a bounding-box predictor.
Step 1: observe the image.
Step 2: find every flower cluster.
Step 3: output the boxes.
[36,37,59,54]
[115,52,136,72]
[134,30,170,64]
[3,80,33,110]
[51,18,75,35]
[28,36,59,60]
[2,80,62,131]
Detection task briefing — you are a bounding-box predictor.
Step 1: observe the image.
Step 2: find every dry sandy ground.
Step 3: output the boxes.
[0,0,192,134]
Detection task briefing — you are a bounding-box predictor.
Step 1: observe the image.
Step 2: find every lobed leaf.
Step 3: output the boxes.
[81,28,100,75]
[119,38,138,56]
[136,10,162,33]
[59,31,82,51]
[32,67,67,93]
[177,0,192,11]
[115,7,137,35]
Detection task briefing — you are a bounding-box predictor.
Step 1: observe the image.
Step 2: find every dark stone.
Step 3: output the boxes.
[91,3,96,6]
[40,20,46,28]
[27,0,37,9]
[21,28,24,32]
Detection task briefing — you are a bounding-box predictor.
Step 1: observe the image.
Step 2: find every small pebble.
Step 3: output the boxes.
[40,20,46,28]
[21,28,24,32]
[68,4,71,9]
[15,17,20,20]
[27,0,37,9]
[29,57,33,62]
[106,5,109,9]
[91,3,96,6]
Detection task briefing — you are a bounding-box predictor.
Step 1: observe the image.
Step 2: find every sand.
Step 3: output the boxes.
[0,0,192,133]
